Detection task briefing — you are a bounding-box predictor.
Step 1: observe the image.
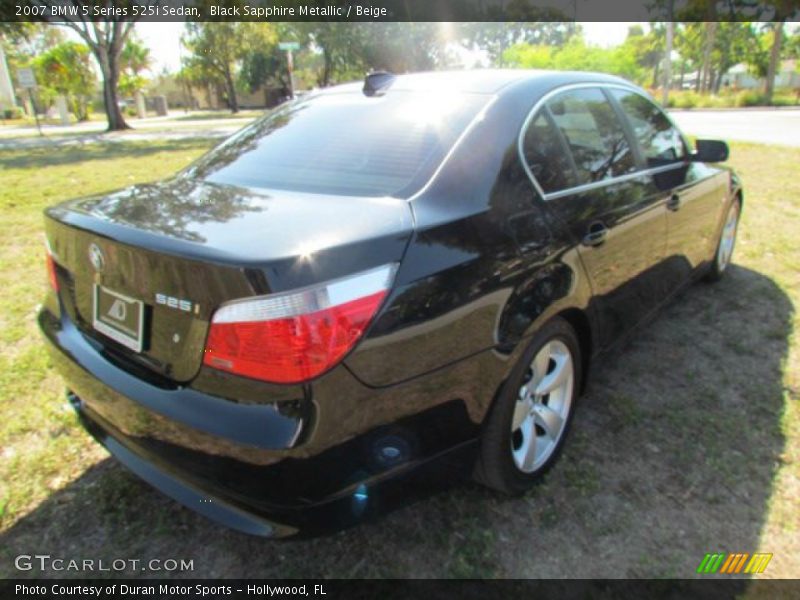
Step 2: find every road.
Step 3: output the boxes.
[669,108,800,147]
[2,107,799,149]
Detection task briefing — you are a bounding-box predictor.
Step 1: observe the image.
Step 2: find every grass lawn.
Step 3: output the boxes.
[0,139,797,580]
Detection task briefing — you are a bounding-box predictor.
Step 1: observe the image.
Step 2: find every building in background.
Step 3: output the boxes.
[0,45,18,113]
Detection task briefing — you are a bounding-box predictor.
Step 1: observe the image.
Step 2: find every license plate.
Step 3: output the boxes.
[92,285,145,352]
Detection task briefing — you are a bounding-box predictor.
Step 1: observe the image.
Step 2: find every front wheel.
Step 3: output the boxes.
[475,318,582,494]
[705,197,741,282]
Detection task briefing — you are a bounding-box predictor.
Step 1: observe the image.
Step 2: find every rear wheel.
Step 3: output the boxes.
[705,198,741,282]
[475,318,582,494]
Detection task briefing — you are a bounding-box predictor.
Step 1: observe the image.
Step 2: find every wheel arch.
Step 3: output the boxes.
[553,307,593,394]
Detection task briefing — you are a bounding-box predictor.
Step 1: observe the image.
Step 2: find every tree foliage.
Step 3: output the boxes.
[50,20,138,131]
[33,40,96,121]
[503,35,647,84]
[459,22,578,65]
[119,36,151,98]
[182,23,278,112]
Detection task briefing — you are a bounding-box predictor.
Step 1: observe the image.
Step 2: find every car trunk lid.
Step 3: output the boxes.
[45,178,413,383]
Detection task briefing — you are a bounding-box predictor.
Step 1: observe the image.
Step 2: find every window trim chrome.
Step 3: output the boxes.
[517,82,691,202]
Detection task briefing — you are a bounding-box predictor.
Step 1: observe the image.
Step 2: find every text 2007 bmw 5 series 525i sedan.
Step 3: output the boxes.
[39,69,742,537]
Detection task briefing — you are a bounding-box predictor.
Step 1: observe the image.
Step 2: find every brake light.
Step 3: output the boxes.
[204,264,397,384]
[45,244,59,292]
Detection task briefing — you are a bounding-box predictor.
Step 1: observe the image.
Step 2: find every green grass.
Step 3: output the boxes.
[0,138,798,579]
[0,138,217,531]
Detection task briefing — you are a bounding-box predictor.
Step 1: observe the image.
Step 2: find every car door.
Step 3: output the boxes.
[521,86,669,348]
[608,88,725,282]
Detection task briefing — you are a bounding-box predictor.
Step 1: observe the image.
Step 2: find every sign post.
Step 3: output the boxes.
[278,42,300,100]
[17,68,42,136]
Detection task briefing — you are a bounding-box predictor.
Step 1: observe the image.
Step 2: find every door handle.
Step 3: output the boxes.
[582,223,608,247]
[667,193,681,211]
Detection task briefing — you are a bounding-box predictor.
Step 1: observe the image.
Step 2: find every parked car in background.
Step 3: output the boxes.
[39,69,741,536]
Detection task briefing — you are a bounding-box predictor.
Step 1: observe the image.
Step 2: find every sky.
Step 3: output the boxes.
[134,22,639,74]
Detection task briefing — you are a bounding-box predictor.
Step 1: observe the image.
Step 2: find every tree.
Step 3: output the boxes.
[118,36,151,99]
[47,19,138,130]
[33,40,96,121]
[624,25,664,88]
[360,23,446,73]
[459,23,579,65]
[295,23,368,87]
[183,23,277,113]
[0,23,38,47]
[764,22,785,103]
[1,23,69,113]
[711,23,760,92]
[503,36,645,83]
[240,46,289,105]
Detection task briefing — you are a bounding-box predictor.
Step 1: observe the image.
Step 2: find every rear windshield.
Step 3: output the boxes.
[184,91,489,198]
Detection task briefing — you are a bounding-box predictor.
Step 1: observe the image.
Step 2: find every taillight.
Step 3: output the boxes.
[45,243,59,292]
[203,264,397,384]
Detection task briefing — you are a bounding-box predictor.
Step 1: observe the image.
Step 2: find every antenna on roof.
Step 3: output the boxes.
[363,71,396,97]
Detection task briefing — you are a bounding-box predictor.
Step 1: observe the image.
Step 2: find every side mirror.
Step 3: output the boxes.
[693,139,729,163]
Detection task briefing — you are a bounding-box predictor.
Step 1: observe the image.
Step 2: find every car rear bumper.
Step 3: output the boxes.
[38,304,482,536]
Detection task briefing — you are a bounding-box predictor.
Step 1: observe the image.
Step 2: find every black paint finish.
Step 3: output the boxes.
[38,70,741,536]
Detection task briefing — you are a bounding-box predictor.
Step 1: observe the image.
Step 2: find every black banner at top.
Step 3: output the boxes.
[2,0,799,23]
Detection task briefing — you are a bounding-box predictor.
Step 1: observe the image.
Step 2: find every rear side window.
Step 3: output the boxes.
[546,88,637,185]
[184,91,489,198]
[611,89,687,167]
[521,112,577,193]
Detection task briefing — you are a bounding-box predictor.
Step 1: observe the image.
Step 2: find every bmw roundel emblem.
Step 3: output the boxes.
[88,243,105,272]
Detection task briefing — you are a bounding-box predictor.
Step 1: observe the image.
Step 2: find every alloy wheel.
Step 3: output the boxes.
[510,339,575,473]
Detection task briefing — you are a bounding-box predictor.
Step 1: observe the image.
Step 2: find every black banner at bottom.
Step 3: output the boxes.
[3,579,800,600]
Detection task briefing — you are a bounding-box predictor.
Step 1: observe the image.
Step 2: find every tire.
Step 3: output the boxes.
[475,317,582,494]
[705,197,741,283]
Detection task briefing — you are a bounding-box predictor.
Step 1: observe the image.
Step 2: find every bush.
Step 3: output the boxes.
[669,91,701,109]
[2,107,23,120]
[734,90,766,107]
[665,88,799,109]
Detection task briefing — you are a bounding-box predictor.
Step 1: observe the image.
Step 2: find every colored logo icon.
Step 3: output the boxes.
[697,552,772,574]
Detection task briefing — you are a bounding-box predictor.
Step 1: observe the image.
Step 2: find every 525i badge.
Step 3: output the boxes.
[155,293,195,313]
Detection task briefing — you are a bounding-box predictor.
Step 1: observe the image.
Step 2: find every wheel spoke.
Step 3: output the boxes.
[533,403,563,440]
[519,418,538,472]
[511,398,531,431]
[535,353,571,396]
[530,343,551,390]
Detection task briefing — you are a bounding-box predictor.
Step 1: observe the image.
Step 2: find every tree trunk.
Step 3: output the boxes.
[97,46,130,131]
[651,59,660,89]
[321,49,332,87]
[662,21,673,106]
[700,22,718,94]
[765,21,784,105]
[224,67,239,113]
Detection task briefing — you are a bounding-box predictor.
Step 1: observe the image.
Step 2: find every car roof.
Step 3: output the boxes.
[320,69,636,96]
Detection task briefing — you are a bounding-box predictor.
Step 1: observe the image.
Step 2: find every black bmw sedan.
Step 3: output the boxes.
[39,69,741,536]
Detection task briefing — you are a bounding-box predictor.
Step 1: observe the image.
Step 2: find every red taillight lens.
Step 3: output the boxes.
[46,248,59,292]
[203,264,396,384]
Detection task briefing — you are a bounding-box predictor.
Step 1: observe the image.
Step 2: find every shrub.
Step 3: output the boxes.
[733,90,765,107]
[2,107,23,120]
[670,91,700,109]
